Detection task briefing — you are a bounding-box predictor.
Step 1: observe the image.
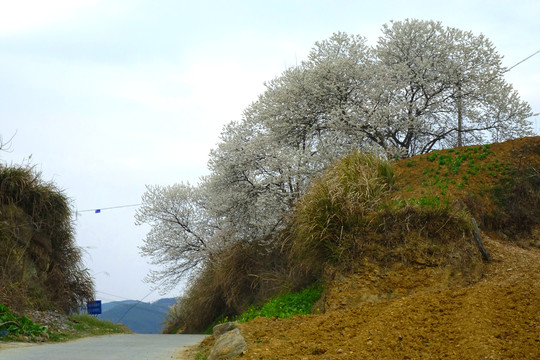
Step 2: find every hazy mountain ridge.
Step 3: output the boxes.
[98,297,177,334]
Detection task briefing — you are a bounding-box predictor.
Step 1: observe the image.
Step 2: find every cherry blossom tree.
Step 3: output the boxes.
[371,19,533,155]
[134,183,220,290]
[136,20,535,288]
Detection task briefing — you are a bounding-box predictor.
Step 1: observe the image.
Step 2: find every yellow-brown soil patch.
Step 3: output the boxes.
[238,236,540,359]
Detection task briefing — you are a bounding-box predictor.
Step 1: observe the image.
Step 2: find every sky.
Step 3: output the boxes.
[1,0,539,304]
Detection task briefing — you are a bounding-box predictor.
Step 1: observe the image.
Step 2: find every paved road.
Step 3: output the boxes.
[0,334,208,360]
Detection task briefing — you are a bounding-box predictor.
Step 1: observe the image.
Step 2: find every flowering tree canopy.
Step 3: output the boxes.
[136,20,535,289]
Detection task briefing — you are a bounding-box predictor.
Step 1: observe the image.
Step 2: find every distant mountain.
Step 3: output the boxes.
[97,298,177,334]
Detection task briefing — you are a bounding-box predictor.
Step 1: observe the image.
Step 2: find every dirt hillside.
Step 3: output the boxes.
[190,137,540,359]
[238,234,539,359]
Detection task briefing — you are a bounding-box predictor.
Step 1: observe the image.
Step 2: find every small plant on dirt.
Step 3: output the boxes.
[195,353,208,360]
[426,151,439,162]
[235,284,324,322]
[408,195,449,208]
[0,304,48,340]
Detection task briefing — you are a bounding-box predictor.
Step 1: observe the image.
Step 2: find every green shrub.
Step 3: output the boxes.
[235,284,323,322]
[408,195,449,208]
[0,304,47,339]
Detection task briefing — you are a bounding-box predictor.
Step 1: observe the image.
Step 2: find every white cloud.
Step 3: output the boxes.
[0,0,102,35]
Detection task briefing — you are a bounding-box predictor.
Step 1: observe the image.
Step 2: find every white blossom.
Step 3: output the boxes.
[137,20,535,289]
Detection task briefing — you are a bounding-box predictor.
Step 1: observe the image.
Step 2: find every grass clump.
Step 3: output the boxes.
[408,195,449,208]
[290,151,395,269]
[290,150,483,279]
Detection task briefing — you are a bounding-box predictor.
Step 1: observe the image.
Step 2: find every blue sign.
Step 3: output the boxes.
[87,300,102,315]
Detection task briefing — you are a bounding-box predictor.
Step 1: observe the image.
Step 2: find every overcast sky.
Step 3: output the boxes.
[1,0,539,304]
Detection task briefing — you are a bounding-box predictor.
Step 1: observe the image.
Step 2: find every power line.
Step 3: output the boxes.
[77,203,141,215]
[75,202,141,220]
[506,49,540,72]
[94,291,174,317]
[96,290,135,301]
[116,280,167,323]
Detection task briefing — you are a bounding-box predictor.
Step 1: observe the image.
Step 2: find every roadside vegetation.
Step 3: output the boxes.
[58,314,130,340]
[141,20,535,336]
[233,284,324,323]
[0,304,47,340]
[0,163,132,345]
[0,304,129,343]
[165,136,539,337]
[0,164,94,314]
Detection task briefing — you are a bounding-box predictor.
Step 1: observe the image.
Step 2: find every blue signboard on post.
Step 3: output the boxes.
[87,300,102,315]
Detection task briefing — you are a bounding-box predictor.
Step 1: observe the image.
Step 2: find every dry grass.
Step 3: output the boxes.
[289,152,395,269]
[0,164,94,313]
[288,151,481,276]
[172,138,540,341]
[165,238,315,334]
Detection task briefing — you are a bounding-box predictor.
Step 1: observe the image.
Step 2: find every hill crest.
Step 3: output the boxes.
[197,136,540,359]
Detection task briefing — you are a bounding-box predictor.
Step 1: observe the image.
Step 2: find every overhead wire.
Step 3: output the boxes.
[115,279,172,323]
[505,49,540,73]
[77,203,141,215]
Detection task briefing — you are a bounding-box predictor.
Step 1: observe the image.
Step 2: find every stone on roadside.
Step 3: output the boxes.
[212,322,238,338]
[208,328,248,360]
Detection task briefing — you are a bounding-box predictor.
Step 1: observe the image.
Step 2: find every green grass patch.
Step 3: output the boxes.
[408,195,449,208]
[65,314,127,337]
[236,284,323,322]
[418,145,502,194]
[202,284,324,334]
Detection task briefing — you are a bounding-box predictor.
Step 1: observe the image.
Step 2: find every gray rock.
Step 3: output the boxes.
[212,322,238,338]
[208,328,248,360]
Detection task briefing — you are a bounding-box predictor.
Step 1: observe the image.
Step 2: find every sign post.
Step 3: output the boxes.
[86,300,102,315]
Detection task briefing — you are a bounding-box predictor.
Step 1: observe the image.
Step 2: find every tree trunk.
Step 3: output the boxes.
[457,83,463,147]
[471,218,491,261]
